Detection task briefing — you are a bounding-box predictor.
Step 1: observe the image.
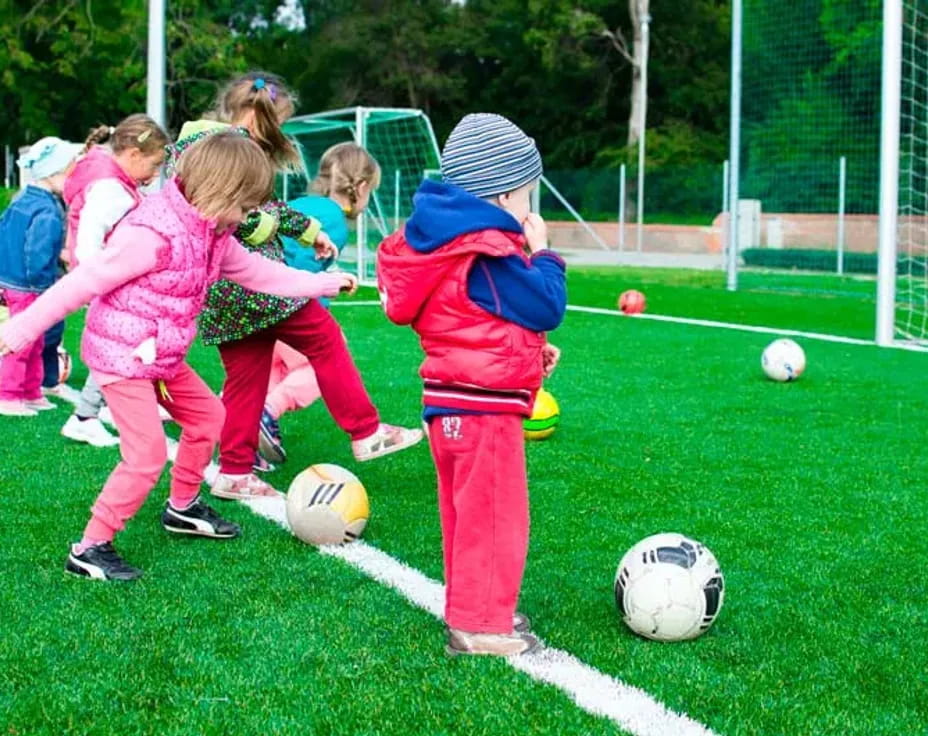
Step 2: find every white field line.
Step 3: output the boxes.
[568,305,876,346]
[339,299,928,352]
[56,389,719,736]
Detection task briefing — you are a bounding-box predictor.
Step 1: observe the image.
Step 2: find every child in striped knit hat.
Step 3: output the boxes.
[377,113,567,656]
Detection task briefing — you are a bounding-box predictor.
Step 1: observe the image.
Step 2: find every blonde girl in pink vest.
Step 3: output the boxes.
[60,114,170,449]
[0,133,357,582]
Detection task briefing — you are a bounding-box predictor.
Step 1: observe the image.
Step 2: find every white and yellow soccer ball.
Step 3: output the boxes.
[285,464,369,546]
[524,387,560,441]
[614,532,725,642]
[761,338,806,382]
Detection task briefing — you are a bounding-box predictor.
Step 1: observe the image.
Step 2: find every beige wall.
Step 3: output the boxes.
[547,213,881,254]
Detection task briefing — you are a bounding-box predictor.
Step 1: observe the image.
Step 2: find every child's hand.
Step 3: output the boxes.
[0,337,11,357]
[337,273,358,295]
[315,232,337,261]
[542,343,561,377]
[523,213,549,254]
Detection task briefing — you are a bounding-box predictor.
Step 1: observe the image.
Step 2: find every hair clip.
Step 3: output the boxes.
[268,84,277,102]
[137,130,152,143]
[109,126,116,135]
[253,78,266,91]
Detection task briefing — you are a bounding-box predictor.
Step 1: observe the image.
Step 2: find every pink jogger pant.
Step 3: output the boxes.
[265,341,321,419]
[428,413,529,633]
[82,362,224,542]
[0,290,43,401]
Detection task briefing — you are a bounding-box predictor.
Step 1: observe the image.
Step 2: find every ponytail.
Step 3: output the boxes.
[83,125,114,153]
[83,114,170,156]
[215,71,301,171]
[311,143,381,219]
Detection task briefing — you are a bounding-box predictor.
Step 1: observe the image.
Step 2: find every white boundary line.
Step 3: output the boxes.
[55,389,719,736]
[338,299,928,352]
[568,305,893,348]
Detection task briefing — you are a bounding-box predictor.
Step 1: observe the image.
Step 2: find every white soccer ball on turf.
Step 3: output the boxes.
[285,464,369,546]
[761,338,806,382]
[614,532,725,642]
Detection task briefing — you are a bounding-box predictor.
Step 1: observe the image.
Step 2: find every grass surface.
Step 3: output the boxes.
[2,268,926,735]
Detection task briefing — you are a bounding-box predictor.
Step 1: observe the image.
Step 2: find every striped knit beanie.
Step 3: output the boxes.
[440,113,543,199]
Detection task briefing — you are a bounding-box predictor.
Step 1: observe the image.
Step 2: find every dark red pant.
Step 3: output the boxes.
[218,301,380,474]
[428,413,529,633]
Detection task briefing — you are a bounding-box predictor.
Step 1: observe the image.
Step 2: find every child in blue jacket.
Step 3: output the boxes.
[0,137,82,416]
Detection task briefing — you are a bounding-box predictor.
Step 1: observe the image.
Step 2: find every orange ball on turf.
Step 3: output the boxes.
[618,290,646,314]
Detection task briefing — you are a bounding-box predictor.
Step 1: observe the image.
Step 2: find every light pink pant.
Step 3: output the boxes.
[82,362,224,542]
[264,341,321,419]
[0,290,43,401]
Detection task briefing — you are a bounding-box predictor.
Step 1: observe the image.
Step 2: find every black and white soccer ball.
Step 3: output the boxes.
[614,532,725,641]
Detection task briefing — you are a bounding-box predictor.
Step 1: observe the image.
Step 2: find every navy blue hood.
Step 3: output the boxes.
[404,179,523,253]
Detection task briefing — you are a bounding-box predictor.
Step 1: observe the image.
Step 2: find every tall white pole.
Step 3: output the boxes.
[837,156,847,275]
[394,169,401,229]
[355,107,367,283]
[636,13,650,254]
[146,0,166,130]
[726,0,742,291]
[722,160,730,217]
[618,163,626,252]
[877,0,903,346]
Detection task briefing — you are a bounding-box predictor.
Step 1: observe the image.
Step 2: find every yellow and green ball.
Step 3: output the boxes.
[524,387,560,441]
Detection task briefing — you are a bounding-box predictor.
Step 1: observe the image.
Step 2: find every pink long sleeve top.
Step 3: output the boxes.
[0,221,346,383]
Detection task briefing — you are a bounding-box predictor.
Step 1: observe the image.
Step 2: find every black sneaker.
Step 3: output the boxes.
[161,498,241,539]
[65,542,143,581]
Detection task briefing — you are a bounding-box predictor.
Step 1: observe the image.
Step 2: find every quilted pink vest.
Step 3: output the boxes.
[80,178,231,380]
[63,147,141,267]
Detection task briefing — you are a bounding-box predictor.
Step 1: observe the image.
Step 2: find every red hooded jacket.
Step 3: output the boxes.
[377,227,545,415]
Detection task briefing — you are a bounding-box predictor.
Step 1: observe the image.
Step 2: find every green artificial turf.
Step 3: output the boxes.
[2,268,926,735]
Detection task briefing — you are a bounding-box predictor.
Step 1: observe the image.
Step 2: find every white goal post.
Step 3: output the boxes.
[877,0,928,347]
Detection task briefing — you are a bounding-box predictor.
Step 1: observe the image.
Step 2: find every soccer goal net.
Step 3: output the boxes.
[281,108,441,285]
[892,0,928,343]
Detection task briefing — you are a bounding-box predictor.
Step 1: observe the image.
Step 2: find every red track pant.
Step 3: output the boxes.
[428,413,529,633]
[217,300,380,475]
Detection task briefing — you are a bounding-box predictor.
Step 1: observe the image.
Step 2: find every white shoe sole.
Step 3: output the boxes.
[60,428,119,448]
[210,487,281,501]
[445,639,541,657]
[353,430,424,463]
